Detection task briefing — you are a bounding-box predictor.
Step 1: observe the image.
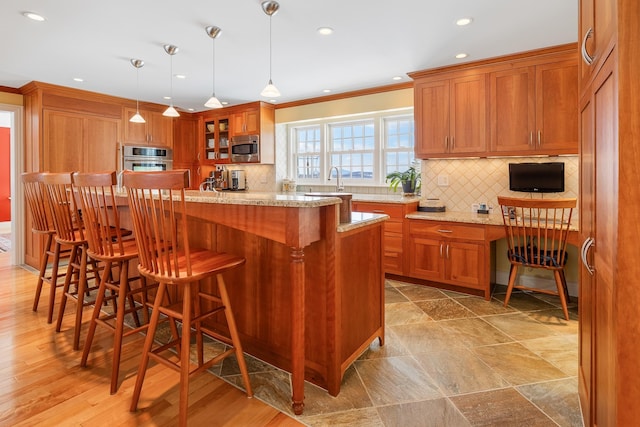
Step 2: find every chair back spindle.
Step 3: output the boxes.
[124,170,191,281]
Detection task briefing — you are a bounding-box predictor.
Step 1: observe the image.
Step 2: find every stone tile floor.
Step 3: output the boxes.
[215,279,583,427]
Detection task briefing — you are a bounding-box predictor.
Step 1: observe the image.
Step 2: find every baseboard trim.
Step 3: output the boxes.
[495,271,578,297]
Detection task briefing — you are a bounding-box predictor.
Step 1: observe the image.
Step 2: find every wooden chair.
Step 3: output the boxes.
[497,196,576,320]
[73,171,158,394]
[42,172,100,350]
[22,172,70,323]
[124,170,252,427]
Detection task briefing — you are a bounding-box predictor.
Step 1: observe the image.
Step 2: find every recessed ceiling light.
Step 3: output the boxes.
[163,96,171,100]
[456,17,473,26]
[73,77,84,82]
[455,53,468,59]
[188,108,194,111]
[392,76,402,81]
[317,27,334,35]
[322,89,331,93]
[269,99,277,103]
[23,12,46,22]
[221,101,228,105]
[175,74,186,79]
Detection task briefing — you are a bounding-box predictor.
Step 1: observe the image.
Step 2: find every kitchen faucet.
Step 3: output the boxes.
[328,166,344,192]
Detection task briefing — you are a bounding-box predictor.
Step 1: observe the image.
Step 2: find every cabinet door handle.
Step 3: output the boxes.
[446,244,449,259]
[197,152,201,161]
[580,237,595,275]
[529,132,533,147]
[437,229,453,233]
[444,136,449,151]
[537,130,541,146]
[439,243,443,258]
[581,27,594,65]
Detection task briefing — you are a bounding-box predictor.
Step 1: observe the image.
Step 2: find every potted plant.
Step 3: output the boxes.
[386,166,421,195]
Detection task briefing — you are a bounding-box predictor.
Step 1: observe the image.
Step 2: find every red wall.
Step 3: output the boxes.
[0,127,10,222]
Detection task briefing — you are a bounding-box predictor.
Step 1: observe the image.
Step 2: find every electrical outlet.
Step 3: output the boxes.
[437,175,449,186]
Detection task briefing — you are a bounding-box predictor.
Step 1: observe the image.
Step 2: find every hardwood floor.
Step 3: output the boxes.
[0,264,303,427]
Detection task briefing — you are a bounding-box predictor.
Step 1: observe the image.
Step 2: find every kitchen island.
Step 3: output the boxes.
[128,190,388,415]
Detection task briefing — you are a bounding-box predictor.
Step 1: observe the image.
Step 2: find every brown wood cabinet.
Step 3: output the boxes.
[407,221,485,290]
[202,115,230,164]
[578,0,640,424]
[198,101,275,165]
[410,44,578,159]
[231,107,259,136]
[173,115,201,189]
[489,59,578,155]
[579,0,616,87]
[413,73,487,158]
[123,107,174,147]
[352,200,418,275]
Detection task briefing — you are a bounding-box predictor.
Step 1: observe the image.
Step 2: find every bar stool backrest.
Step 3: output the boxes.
[123,170,192,281]
[42,172,84,244]
[22,172,52,234]
[73,171,127,258]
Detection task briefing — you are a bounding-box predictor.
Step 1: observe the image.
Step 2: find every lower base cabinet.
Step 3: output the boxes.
[352,200,418,275]
[408,220,485,290]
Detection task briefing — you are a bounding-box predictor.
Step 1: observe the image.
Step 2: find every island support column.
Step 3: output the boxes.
[290,247,305,414]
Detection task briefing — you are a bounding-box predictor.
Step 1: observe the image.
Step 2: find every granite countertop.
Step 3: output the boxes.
[182,190,342,208]
[350,193,422,204]
[337,212,389,233]
[406,210,505,226]
[185,191,389,231]
[407,210,579,231]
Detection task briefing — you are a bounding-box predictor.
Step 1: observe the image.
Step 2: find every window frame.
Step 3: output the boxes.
[288,108,414,187]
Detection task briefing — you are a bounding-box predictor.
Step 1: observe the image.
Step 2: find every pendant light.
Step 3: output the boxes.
[204,26,223,109]
[260,1,281,98]
[129,59,146,123]
[162,44,180,117]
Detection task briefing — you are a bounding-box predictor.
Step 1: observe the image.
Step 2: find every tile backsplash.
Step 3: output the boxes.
[421,156,579,213]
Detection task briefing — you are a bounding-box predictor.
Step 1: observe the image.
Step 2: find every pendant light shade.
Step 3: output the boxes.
[129,59,146,123]
[204,25,223,109]
[260,1,281,98]
[162,44,180,117]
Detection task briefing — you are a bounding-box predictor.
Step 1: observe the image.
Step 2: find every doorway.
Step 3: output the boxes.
[0,105,24,267]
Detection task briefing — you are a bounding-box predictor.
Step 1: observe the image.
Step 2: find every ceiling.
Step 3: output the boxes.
[1,0,577,112]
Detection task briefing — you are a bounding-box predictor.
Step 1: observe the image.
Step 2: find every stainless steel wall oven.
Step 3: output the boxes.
[122,145,173,171]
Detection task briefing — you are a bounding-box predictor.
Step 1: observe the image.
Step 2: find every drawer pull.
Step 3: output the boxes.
[437,229,453,233]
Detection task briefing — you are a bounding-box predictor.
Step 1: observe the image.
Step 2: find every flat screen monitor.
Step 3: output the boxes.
[509,162,565,193]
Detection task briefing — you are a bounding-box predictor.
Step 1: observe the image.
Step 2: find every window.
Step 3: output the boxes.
[290,109,414,186]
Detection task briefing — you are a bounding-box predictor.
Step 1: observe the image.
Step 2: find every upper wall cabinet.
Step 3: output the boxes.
[490,59,578,155]
[123,107,174,147]
[231,107,260,137]
[413,73,488,158]
[410,44,578,159]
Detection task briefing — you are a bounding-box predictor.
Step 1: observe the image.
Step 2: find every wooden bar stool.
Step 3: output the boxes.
[73,171,159,394]
[124,170,252,427]
[22,172,70,323]
[42,172,101,350]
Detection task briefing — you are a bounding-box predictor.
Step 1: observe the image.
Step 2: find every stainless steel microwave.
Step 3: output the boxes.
[231,135,260,163]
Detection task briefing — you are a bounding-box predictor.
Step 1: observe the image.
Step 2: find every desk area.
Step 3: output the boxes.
[353,194,579,301]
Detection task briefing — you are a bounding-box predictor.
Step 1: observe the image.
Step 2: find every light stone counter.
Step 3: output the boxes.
[184,190,389,232]
[350,193,422,204]
[406,210,504,226]
[184,190,341,208]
